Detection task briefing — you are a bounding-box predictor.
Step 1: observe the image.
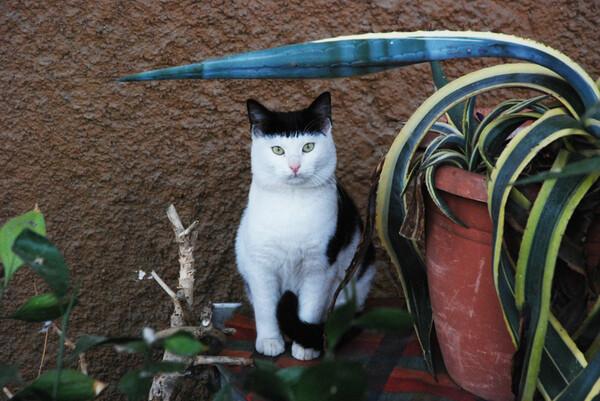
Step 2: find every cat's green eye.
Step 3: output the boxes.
[272,146,285,155]
[302,143,315,153]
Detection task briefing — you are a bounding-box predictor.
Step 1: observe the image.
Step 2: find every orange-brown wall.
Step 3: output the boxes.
[2,0,598,398]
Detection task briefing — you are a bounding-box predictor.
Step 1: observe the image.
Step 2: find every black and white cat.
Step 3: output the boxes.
[235,92,375,360]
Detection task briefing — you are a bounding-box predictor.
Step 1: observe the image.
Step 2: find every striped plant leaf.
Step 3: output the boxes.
[424,163,468,228]
[421,149,468,170]
[425,121,464,138]
[514,155,600,185]
[573,295,600,353]
[429,61,466,130]
[495,248,587,401]
[118,31,600,110]
[461,95,479,162]
[478,112,543,170]
[552,348,600,401]
[512,150,599,400]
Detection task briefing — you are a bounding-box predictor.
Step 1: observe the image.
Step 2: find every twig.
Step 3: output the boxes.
[194,355,253,366]
[153,326,237,341]
[151,270,197,326]
[38,327,50,377]
[149,205,200,401]
[3,387,14,398]
[51,323,88,375]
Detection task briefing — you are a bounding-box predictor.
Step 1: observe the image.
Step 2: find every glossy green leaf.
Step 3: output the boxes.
[0,361,22,388]
[164,332,206,356]
[119,370,151,401]
[143,361,185,374]
[245,361,292,401]
[276,366,307,385]
[12,229,69,297]
[292,361,367,401]
[213,384,235,401]
[3,293,76,322]
[325,295,357,353]
[13,370,104,401]
[0,210,46,286]
[352,308,413,332]
[67,335,139,363]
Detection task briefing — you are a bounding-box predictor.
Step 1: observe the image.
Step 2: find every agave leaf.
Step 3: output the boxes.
[426,121,464,137]
[478,112,543,170]
[514,156,600,185]
[462,95,479,160]
[496,246,588,400]
[504,94,551,115]
[118,31,600,110]
[430,61,466,130]
[512,150,599,400]
[421,149,468,170]
[573,295,600,353]
[424,164,468,228]
[422,132,465,161]
[551,348,600,401]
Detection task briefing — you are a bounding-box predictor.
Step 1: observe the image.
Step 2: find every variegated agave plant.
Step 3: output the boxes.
[120,31,600,401]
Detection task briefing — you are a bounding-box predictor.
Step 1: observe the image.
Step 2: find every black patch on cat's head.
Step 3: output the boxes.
[247,92,331,137]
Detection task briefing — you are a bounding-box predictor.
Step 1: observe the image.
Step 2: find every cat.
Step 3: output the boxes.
[235,92,376,360]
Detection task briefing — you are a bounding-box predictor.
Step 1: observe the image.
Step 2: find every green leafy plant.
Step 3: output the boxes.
[119,31,600,401]
[0,210,207,401]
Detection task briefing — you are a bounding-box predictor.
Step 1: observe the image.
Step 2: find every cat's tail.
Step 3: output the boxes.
[276,291,325,350]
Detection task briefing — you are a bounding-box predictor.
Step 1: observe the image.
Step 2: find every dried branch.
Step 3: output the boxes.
[194,355,253,366]
[328,157,384,314]
[151,270,197,326]
[149,205,199,401]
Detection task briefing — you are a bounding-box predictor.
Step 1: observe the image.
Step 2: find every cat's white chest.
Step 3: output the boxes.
[240,183,337,257]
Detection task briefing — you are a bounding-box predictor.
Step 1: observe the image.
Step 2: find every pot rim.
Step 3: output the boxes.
[434,165,488,203]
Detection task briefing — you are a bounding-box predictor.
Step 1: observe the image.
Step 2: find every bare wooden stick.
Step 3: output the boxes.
[328,157,384,314]
[3,387,14,398]
[51,322,89,375]
[151,270,197,326]
[149,205,199,401]
[194,355,253,366]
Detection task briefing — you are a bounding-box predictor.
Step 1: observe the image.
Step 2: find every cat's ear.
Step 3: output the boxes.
[306,92,332,134]
[247,99,270,137]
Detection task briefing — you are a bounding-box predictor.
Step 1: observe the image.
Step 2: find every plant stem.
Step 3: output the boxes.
[52,282,79,399]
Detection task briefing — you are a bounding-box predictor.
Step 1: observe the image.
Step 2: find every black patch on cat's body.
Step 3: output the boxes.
[327,182,375,279]
[247,92,331,137]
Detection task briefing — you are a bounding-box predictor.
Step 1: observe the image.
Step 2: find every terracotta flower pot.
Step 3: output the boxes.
[425,165,516,401]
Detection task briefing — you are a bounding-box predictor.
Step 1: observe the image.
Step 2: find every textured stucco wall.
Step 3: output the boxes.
[1,0,598,398]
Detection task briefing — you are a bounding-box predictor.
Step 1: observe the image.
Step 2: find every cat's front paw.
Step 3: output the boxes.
[256,337,285,357]
[292,342,321,360]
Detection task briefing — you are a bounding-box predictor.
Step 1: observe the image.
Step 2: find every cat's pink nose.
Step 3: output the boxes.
[289,164,300,174]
